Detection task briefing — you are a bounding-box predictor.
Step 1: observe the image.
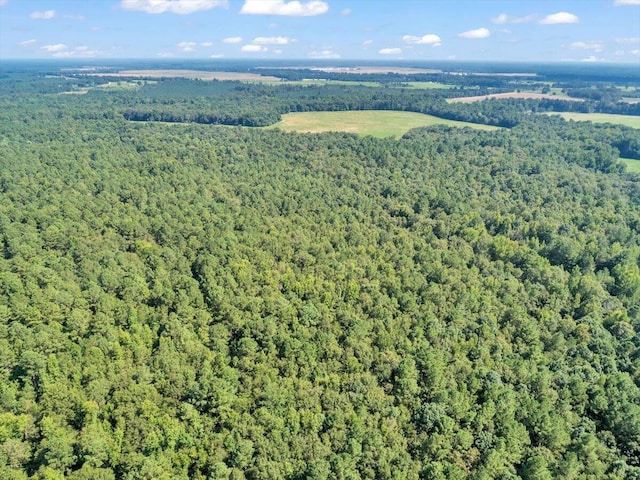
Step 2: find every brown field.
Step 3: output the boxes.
[448,92,584,103]
[267,66,442,74]
[87,70,282,81]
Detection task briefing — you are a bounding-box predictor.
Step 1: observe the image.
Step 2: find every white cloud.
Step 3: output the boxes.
[362,39,373,46]
[40,44,105,58]
[58,46,103,58]
[631,49,640,55]
[30,10,55,19]
[341,8,351,15]
[274,49,283,54]
[64,14,86,20]
[223,36,243,43]
[241,44,267,52]
[458,28,491,39]
[379,47,402,55]
[570,41,604,52]
[201,41,213,47]
[492,13,508,24]
[491,13,535,24]
[540,12,579,24]
[616,37,640,44]
[41,44,67,52]
[52,51,75,58]
[614,0,640,5]
[177,41,197,51]
[0,0,8,6]
[403,34,441,46]
[157,52,175,57]
[120,0,227,15]
[240,0,328,16]
[309,49,340,58]
[581,55,604,62]
[20,39,37,46]
[210,54,224,58]
[253,36,295,45]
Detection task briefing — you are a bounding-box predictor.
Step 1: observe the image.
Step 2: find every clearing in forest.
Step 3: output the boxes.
[621,158,640,173]
[269,110,500,138]
[448,92,583,103]
[543,112,640,129]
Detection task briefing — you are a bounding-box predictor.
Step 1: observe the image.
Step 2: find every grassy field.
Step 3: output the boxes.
[284,80,383,87]
[543,112,640,128]
[449,92,582,103]
[89,70,282,82]
[621,158,640,173]
[281,80,456,89]
[268,110,500,138]
[396,81,456,89]
[96,80,151,90]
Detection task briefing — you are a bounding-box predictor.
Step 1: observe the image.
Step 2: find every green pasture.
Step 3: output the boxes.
[543,112,640,128]
[281,80,456,89]
[97,80,148,90]
[395,81,457,89]
[268,110,500,138]
[283,80,382,87]
[621,158,640,173]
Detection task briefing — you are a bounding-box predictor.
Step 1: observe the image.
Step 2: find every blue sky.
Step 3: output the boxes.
[1,0,639,63]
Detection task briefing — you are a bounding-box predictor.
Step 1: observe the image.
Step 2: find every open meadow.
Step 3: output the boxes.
[268,110,500,138]
[88,69,282,82]
[621,158,640,173]
[448,91,584,103]
[543,112,640,128]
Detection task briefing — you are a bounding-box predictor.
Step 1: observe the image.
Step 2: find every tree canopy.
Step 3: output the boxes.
[0,66,639,479]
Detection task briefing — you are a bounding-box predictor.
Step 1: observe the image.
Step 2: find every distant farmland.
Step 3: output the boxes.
[543,112,640,129]
[88,70,282,82]
[448,92,583,103]
[268,110,500,138]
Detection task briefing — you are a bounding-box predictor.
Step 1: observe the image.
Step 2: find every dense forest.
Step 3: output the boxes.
[0,65,639,479]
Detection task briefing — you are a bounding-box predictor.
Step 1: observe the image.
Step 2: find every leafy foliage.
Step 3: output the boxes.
[0,69,639,479]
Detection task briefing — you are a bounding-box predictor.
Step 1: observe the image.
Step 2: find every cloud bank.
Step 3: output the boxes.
[30,10,56,19]
[403,34,441,46]
[41,44,67,52]
[253,36,295,45]
[177,41,197,52]
[241,0,328,16]
[540,12,579,24]
[120,0,227,15]
[570,41,604,52]
[491,13,536,24]
[241,44,267,52]
[309,49,340,59]
[458,28,491,39]
[379,48,402,55]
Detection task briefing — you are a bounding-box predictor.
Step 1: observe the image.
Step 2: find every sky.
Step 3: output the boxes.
[1,0,640,63]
